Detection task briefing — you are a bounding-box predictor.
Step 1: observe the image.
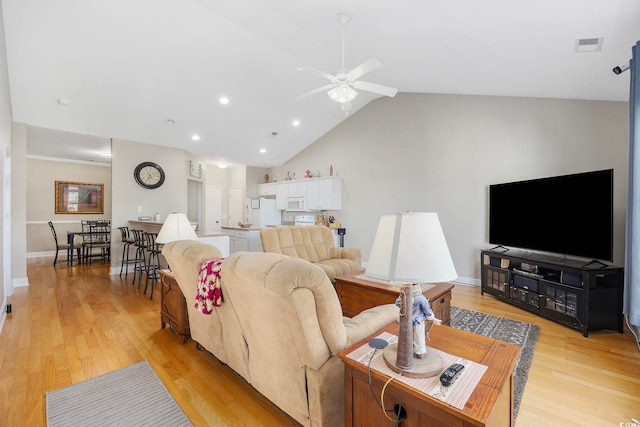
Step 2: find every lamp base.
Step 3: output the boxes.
[382,343,443,378]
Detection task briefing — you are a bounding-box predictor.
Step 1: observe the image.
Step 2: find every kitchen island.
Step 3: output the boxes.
[220,225,263,253]
[128,220,230,256]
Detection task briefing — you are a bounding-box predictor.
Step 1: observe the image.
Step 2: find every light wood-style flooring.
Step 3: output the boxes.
[0,258,638,426]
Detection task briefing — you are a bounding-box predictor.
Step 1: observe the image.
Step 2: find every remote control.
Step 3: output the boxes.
[439,363,465,386]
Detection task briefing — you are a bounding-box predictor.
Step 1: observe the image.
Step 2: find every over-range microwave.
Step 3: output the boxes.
[286,197,306,211]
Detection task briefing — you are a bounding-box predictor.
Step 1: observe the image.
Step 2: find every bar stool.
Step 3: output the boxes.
[142,232,162,299]
[118,226,137,279]
[131,229,148,288]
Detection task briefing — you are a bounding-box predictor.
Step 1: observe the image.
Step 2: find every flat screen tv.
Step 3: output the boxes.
[489,169,613,261]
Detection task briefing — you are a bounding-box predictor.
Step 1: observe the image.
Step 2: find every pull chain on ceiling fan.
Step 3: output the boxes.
[295,13,398,113]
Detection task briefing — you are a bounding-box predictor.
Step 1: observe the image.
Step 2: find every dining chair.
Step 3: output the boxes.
[48,221,80,266]
[81,220,111,263]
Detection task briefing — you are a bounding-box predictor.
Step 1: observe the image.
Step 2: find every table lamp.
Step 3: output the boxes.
[365,212,458,378]
[156,212,198,244]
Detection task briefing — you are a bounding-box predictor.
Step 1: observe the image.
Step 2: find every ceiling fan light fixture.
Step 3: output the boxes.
[327,84,358,103]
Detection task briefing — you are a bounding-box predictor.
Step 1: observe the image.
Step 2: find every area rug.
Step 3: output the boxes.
[449,306,539,419]
[46,360,192,427]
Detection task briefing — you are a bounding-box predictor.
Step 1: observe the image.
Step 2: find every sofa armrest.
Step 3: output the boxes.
[343,304,398,348]
[330,247,362,266]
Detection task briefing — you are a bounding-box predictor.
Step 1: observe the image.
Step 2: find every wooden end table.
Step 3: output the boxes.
[338,322,520,427]
[334,270,454,323]
[160,269,190,344]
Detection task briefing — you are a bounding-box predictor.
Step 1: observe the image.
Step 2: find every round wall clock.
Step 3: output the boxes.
[134,162,165,189]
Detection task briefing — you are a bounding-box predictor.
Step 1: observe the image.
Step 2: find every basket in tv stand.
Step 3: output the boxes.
[480,249,624,337]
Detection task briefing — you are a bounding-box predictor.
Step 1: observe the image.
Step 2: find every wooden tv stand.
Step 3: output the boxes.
[480,249,624,337]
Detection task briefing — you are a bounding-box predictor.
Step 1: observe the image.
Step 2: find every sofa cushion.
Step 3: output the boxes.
[260,226,334,262]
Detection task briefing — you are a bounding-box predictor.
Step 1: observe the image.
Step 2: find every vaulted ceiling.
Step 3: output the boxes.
[4,0,640,167]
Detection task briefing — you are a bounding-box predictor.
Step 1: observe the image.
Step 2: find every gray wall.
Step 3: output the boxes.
[267,93,629,283]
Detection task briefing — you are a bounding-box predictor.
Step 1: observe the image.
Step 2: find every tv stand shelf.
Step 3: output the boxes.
[480,249,624,337]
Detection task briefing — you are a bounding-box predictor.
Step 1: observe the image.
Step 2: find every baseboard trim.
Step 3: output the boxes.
[453,276,480,287]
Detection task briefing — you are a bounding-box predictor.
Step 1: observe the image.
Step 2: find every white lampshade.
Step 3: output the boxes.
[365,212,458,283]
[156,212,198,244]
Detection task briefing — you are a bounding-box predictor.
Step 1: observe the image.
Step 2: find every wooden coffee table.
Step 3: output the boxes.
[334,270,454,323]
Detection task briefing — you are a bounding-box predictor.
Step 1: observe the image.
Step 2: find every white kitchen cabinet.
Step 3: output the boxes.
[275,183,288,210]
[306,177,342,210]
[225,228,263,253]
[288,182,307,197]
[258,183,277,197]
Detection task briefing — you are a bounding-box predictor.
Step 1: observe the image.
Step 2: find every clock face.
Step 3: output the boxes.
[134,162,165,189]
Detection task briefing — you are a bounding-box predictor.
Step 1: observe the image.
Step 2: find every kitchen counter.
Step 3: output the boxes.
[221,225,263,231]
[196,231,230,237]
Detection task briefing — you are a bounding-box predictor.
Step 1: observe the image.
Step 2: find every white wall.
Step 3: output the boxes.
[110,138,189,272]
[267,93,629,283]
[25,157,111,253]
[0,2,10,317]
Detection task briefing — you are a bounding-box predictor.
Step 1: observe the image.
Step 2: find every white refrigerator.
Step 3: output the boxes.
[250,198,282,228]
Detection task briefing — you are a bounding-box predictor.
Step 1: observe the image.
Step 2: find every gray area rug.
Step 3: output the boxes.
[46,360,192,427]
[449,306,539,419]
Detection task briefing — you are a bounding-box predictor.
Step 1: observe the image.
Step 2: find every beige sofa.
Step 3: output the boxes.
[259,225,361,283]
[162,240,398,427]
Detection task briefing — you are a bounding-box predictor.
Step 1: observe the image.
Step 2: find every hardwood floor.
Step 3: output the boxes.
[0,258,638,426]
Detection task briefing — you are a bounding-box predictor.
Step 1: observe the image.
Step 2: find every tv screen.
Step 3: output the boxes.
[489,169,613,261]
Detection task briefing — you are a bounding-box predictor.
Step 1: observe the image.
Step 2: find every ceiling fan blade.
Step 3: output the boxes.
[346,58,382,81]
[295,84,336,101]
[296,66,336,82]
[353,80,398,97]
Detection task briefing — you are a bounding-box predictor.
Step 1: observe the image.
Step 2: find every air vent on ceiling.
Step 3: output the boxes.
[575,37,603,53]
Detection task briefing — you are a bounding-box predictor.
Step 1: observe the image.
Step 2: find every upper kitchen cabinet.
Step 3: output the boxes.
[287,182,307,197]
[258,182,277,197]
[275,183,288,210]
[267,177,342,211]
[306,177,342,210]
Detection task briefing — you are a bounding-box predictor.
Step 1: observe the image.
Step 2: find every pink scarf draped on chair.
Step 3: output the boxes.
[195,257,224,314]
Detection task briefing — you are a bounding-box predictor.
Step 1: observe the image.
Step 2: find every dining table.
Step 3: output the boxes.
[67,230,111,265]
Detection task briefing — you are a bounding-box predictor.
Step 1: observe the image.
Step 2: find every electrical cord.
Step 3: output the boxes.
[366,348,407,424]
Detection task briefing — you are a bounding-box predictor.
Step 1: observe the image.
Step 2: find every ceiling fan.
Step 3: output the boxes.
[295,13,398,113]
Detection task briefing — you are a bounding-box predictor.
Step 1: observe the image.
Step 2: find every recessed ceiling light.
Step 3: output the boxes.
[165,118,175,125]
[292,120,300,127]
[219,97,230,105]
[259,148,267,154]
[218,163,227,169]
[191,134,200,141]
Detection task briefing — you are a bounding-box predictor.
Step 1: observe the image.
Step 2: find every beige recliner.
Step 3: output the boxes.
[162,240,398,427]
[259,225,361,283]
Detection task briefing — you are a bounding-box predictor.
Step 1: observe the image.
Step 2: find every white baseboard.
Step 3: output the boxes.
[13,277,29,288]
[453,276,480,286]
[27,251,55,258]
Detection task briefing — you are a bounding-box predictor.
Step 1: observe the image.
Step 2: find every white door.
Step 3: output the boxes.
[229,187,243,226]
[205,185,222,234]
